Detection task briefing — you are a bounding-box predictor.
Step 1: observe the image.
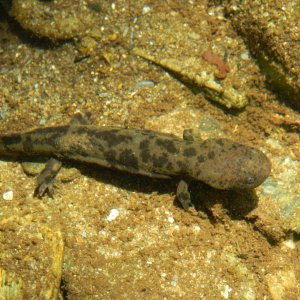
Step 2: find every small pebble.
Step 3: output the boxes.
[221,285,232,299]
[241,52,250,60]
[198,116,220,132]
[39,118,46,125]
[0,109,6,120]
[21,161,45,176]
[58,168,81,182]
[282,239,296,249]
[3,190,13,201]
[134,80,155,90]
[142,5,151,15]
[167,216,174,223]
[107,208,119,221]
[194,225,201,231]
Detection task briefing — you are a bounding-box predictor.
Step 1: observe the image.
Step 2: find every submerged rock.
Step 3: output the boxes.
[2,0,98,42]
[226,0,300,109]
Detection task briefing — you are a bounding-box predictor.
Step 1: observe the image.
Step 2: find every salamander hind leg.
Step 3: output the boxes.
[176,180,192,210]
[35,158,62,197]
[182,129,203,142]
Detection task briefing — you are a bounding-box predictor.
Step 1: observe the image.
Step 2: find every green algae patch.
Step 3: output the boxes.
[0,269,23,300]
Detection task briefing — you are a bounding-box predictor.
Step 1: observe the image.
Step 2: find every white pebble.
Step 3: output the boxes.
[134,80,155,90]
[142,5,151,15]
[3,190,13,201]
[241,52,250,60]
[282,239,296,249]
[194,225,201,231]
[107,208,119,221]
[170,281,177,287]
[167,216,174,223]
[221,284,232,299]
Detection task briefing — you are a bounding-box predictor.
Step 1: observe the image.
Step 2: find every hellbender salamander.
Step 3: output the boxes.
[0,125,271,207]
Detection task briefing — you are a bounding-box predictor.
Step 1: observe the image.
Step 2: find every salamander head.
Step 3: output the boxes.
[194,139,271,190]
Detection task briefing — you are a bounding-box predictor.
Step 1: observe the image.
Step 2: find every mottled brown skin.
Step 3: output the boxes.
[0,125,271,193]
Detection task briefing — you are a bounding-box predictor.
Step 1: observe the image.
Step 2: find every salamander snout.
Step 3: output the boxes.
[233,147,271,189]
[194,139,272,190]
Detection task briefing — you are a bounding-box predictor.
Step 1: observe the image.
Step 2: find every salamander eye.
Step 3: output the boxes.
[244,176,256,185]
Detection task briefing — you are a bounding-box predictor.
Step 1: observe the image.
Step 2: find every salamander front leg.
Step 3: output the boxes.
[176,180,192,210]
[182,129,203,142]
[35,158,62,197]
